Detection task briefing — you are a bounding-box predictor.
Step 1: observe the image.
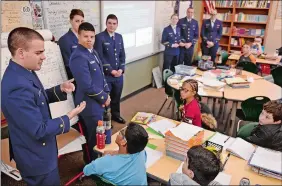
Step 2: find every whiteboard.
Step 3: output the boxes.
[42,1,100,40]
[154,1,176,53]
[1,31,78,126]
[101,1,156,64]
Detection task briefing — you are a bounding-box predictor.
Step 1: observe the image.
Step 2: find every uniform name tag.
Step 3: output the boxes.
[104,42,110,45]
[38,89,42,97]
[90,60,95,64]
[72,45,77,48]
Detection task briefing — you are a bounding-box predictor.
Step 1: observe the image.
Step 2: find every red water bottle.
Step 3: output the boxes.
[96,120,105,149]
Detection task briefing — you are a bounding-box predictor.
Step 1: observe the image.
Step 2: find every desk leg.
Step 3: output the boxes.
[207,97,213,114]
[212,98,217,116]
[217,98,225,120]
[229,101,238,136]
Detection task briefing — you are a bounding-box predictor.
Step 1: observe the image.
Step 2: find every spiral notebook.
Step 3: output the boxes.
[226,138,255,161]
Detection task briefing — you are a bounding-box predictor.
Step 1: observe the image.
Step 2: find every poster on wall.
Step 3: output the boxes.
[30,0,44,30]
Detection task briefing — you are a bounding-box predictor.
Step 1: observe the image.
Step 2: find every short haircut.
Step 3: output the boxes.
[7,27,44,57]
[78,22,95,34]
[263,100,282,122]
[243,40,253,47]
[187,7,194,11]
[106,14,118,23]
[70,9,84,20]
[125,122,148,154]
[187,146,221,185]
[171,14,179,19]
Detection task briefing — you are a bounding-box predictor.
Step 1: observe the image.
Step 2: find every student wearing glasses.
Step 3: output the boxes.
[83,123,149,185]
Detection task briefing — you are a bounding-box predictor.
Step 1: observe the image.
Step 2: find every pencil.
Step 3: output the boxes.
[224,136,231,143]
[222,153,231,170]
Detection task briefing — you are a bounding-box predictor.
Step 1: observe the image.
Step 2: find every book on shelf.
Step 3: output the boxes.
[217,12,232,21]
[235,13,268,23]
[233,28,265,37]
[222,27,230,35]
[216,0,233,7]
[236,0,270,8]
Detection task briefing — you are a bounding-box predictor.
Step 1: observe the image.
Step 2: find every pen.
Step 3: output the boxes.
[224,136,231,143]
[222,153,231,170]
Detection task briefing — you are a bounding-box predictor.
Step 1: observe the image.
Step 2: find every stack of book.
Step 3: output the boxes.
[248,147,282,180]
[165,123,205,161]
[236,0,271,8]
[225,77,250,88]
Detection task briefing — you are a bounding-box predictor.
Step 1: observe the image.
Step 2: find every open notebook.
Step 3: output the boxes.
[226,138,255,161]
[249,147,282,175]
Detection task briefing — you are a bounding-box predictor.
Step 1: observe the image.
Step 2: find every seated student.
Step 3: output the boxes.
[251,36,264,56]
[238,100,282,152]
[238,41,256,64]
[83,122,148,185]
[179,79,202,127]
[170,146,221,186]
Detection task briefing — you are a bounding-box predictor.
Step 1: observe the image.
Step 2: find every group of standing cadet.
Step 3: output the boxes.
[161,7,222,72]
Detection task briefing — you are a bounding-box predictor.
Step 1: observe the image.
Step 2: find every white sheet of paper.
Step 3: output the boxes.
[58,136,86,155]
[145,147,163,169]
[227,138,255,160]
[148,119,177,136]
[169,122,203,141]
[176,162,184,173]
[214,172,232,185]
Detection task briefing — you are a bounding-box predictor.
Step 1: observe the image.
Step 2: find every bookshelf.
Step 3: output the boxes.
[199,0,272,53]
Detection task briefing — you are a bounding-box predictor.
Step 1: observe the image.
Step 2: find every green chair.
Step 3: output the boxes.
[157,69,174,115]
[237,122,258,139]
[236,61,259,74]
[236,96,270,122]
[91,175,116,186]
[271,66,282,88]
[219,50,229,65]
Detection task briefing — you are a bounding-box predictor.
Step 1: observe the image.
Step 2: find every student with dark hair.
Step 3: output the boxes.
[94,14,126,124]
[69,22,110,161]
[1,27,86,185]
[238,41,256,64]
[83,122,148,185]
[170,146,221,186]
[58,9,84,79]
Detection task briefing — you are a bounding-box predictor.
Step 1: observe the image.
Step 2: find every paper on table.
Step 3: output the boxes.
[169,122,203,141]
[145,147,163,168]
[58,136,86,155]
[208,132,235,150]
[176,162,232,185]
[148,119,177,136]
[249,147,282,174]
[214,172,232,185]
[227,138,255,160]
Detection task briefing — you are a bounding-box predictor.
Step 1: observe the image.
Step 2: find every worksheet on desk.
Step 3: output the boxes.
[145,147,163,169]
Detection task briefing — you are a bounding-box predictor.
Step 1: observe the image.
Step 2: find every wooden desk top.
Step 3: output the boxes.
[224,79,282,101]
[228,54,281,65]
[94,115,282,185]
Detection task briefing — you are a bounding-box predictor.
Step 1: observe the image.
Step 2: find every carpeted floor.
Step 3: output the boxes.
[1,87,231,185]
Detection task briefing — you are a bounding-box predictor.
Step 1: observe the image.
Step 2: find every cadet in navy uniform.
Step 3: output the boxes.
[58,9,84,79]
[177,7,199,66]
[201,9,223,62]
[70,22,111,160]
[1,27,86,185]
[94,14,126,124]
[161,14,184,72]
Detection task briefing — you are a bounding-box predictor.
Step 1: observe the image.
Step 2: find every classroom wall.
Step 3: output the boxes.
[264,1,282,54]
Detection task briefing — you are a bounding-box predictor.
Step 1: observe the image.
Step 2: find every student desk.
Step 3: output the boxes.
[224,79,282,136]
[228,54,281,66]
[93,115,282,185]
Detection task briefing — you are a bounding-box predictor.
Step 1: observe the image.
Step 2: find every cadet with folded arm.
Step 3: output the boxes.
[1,27,86,186]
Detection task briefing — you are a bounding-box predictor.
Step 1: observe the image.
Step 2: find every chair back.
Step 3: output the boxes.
[237,122,258,138]
[241,96,270,121]
[271,66,282,88]
[220,50,229,65]
[236,61,258,74]
[163,69,174,97]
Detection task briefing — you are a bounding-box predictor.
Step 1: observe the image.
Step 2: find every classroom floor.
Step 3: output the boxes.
[1,87,230,185]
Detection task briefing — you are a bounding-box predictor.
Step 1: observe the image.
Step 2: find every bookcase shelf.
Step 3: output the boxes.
[199,0,272,53]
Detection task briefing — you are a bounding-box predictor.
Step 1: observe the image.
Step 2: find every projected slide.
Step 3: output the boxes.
[101,1,155,63]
